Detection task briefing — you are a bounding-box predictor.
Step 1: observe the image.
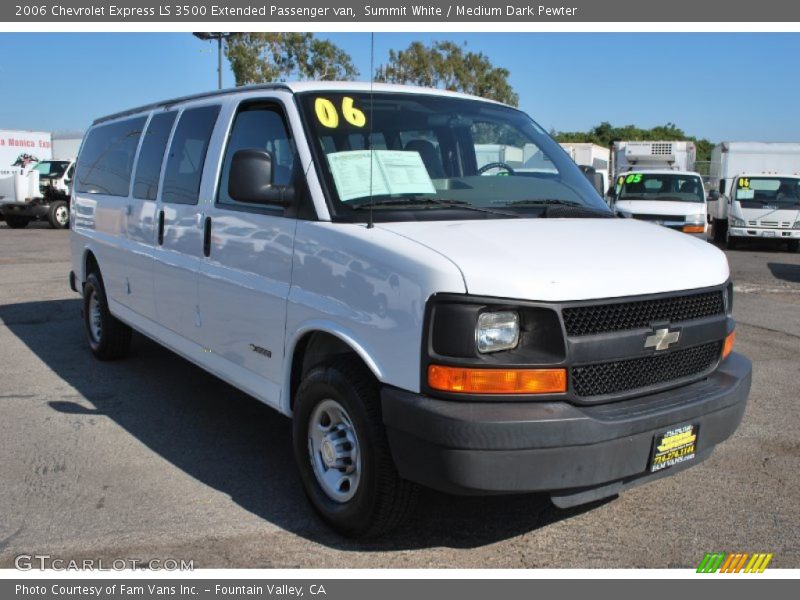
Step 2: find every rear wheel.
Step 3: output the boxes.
[4,216,30,229]
[292,358,418,538]
[83,272,132,360]
[47,201,70,229]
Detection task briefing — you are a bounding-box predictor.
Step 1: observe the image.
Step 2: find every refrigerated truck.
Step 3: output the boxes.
[707,142,800,249]
[612,141,696,177]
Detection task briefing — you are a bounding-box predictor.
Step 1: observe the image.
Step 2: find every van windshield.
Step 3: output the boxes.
[615,173,704,203]
[734,176,800,208]
[297,91,609,222]
[33,160,71,178]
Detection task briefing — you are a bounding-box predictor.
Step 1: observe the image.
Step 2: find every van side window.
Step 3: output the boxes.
[217,104,296,208]
[132,111,177,200]
[162,105,220,205]
[75,117,147,196]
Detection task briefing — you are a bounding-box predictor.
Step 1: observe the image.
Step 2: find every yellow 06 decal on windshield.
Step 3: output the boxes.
[739,178,750,188]
[314,97,366,129]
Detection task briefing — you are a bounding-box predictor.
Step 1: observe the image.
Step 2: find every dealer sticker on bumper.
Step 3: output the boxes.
[650,424,699,473]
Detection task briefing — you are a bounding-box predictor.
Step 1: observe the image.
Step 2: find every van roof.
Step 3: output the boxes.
[93,81,507,125]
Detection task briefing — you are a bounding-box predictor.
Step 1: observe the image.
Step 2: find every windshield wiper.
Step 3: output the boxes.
[504,199,584,207]
[350,197,520,218]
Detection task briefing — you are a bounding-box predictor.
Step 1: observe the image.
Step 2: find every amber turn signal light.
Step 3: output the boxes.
[427,365,567,394]
[682,225,705,233]
[722,330,736,360]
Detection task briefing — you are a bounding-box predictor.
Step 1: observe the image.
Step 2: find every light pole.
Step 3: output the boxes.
[193,32,234,90]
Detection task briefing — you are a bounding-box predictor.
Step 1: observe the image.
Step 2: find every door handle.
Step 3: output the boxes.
[203,216,212,257]
[157,210,165,245]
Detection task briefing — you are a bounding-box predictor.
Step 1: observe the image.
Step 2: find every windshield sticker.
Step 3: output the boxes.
[327,150,436,202]
[314,96,366,129]
[737,189,755,199]
[625,173,642,184]
[738,178,750,188]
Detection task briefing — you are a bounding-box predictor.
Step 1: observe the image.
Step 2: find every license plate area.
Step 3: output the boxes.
[650,423,699,473]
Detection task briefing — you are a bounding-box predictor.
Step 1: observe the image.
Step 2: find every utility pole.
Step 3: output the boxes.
[193,32,234,90]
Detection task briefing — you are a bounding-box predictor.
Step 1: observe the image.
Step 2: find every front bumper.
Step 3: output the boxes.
[382,353,751,506]
[729,227,800,240]
[0,200,49,219]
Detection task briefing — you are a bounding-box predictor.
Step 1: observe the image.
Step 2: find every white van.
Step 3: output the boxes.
[610,170,708,237]
[69,82,751,537]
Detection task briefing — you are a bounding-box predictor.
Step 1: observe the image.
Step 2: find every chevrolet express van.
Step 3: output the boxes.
[69,83,751,537]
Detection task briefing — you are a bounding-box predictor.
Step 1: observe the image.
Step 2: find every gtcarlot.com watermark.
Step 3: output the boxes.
[14,554,193,571]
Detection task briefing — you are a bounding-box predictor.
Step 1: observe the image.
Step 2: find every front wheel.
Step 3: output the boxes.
[47,200,70,229]
[292,358,418,538]
[713,218,727,243]
[788,240,800,253]
[725,228,739,250]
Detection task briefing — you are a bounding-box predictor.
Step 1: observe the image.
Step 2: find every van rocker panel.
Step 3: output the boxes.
[381,352,750,495]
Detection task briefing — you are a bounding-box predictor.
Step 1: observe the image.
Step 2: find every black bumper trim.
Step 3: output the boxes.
[381,353,751,495]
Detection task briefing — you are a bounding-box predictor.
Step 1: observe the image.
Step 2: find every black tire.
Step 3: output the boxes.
[787,240,799,253]
[725,229,739,250]
[4,216,30,229]
[292,358,418,538]
[713,219,727,243]
[47,200,70,229]
[83,272,132,360]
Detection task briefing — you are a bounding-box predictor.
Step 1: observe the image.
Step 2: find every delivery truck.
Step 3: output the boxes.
[612,141,696,177]
[707,142,800,250]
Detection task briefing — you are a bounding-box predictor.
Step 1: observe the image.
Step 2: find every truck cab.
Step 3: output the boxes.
[723,173,800,251]
[0,159,74,229]
[610,170,708,236]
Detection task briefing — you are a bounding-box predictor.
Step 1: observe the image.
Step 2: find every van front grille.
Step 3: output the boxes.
[562,290,725,337]
[571,342,722,398]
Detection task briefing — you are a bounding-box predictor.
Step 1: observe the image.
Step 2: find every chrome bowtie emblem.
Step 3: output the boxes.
[644,328,680,351]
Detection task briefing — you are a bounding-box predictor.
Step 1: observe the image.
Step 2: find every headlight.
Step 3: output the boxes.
[476,311,519,353]
[685,214,705,225]
[731,217,745,228]
[793,221,800,230]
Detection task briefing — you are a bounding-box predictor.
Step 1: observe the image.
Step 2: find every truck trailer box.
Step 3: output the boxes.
[0,129,52,178]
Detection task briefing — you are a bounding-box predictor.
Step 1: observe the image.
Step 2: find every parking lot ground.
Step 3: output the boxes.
[0,225,798,568]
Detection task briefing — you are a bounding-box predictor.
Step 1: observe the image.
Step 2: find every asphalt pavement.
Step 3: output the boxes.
[0,223,797,568]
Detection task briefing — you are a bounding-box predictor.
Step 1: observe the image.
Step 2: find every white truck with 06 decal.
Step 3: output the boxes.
[70,83,751,537]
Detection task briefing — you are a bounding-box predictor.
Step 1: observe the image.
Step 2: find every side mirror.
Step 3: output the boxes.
[719,180,726,195]
[228,149,293,206]
[708,190,720,201]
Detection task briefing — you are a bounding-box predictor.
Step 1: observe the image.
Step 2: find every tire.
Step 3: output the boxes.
[725,228,739,250]
[83,272,132,360]
[292,358,418,538]
[4,216,30,229]
[788,240,800,253]
[713,218,727,244]
[47,201,70,229]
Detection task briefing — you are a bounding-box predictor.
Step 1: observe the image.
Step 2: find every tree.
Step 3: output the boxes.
[554,122,714,162]
[221,33,358,86]
[375,41,518,106]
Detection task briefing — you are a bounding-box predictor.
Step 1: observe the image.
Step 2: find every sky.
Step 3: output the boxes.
[1,32,799,142]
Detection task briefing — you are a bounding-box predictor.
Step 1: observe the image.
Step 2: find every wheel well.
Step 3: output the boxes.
[290,331,367,410]
[84,251,99,280]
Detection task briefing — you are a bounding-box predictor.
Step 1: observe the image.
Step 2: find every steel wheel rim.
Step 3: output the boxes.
[55,205,69,225]
[308,399,361,503]
[88,290,102,343]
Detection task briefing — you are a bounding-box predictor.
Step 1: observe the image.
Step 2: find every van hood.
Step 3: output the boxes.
[378,218,729,302]
[614,200,706,218]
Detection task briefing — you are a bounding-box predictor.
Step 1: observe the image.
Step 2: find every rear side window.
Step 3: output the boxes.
[161,105,220,205]
[217,104,296,208]
[75,117,147,196]
[132,111,177,200]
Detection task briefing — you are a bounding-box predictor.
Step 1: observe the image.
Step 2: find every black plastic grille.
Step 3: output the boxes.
[562,290,725,337]
[571,342,722,398]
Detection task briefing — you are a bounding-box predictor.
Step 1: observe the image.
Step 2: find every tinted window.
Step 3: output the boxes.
[75,117,146,196]
[133,111,177,200]
[218,105,296,207]
[162,105,220,205]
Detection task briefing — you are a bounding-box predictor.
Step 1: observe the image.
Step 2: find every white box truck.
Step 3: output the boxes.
[707,142,800,250]
[609,141,706,236]
[560,142,610,198]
